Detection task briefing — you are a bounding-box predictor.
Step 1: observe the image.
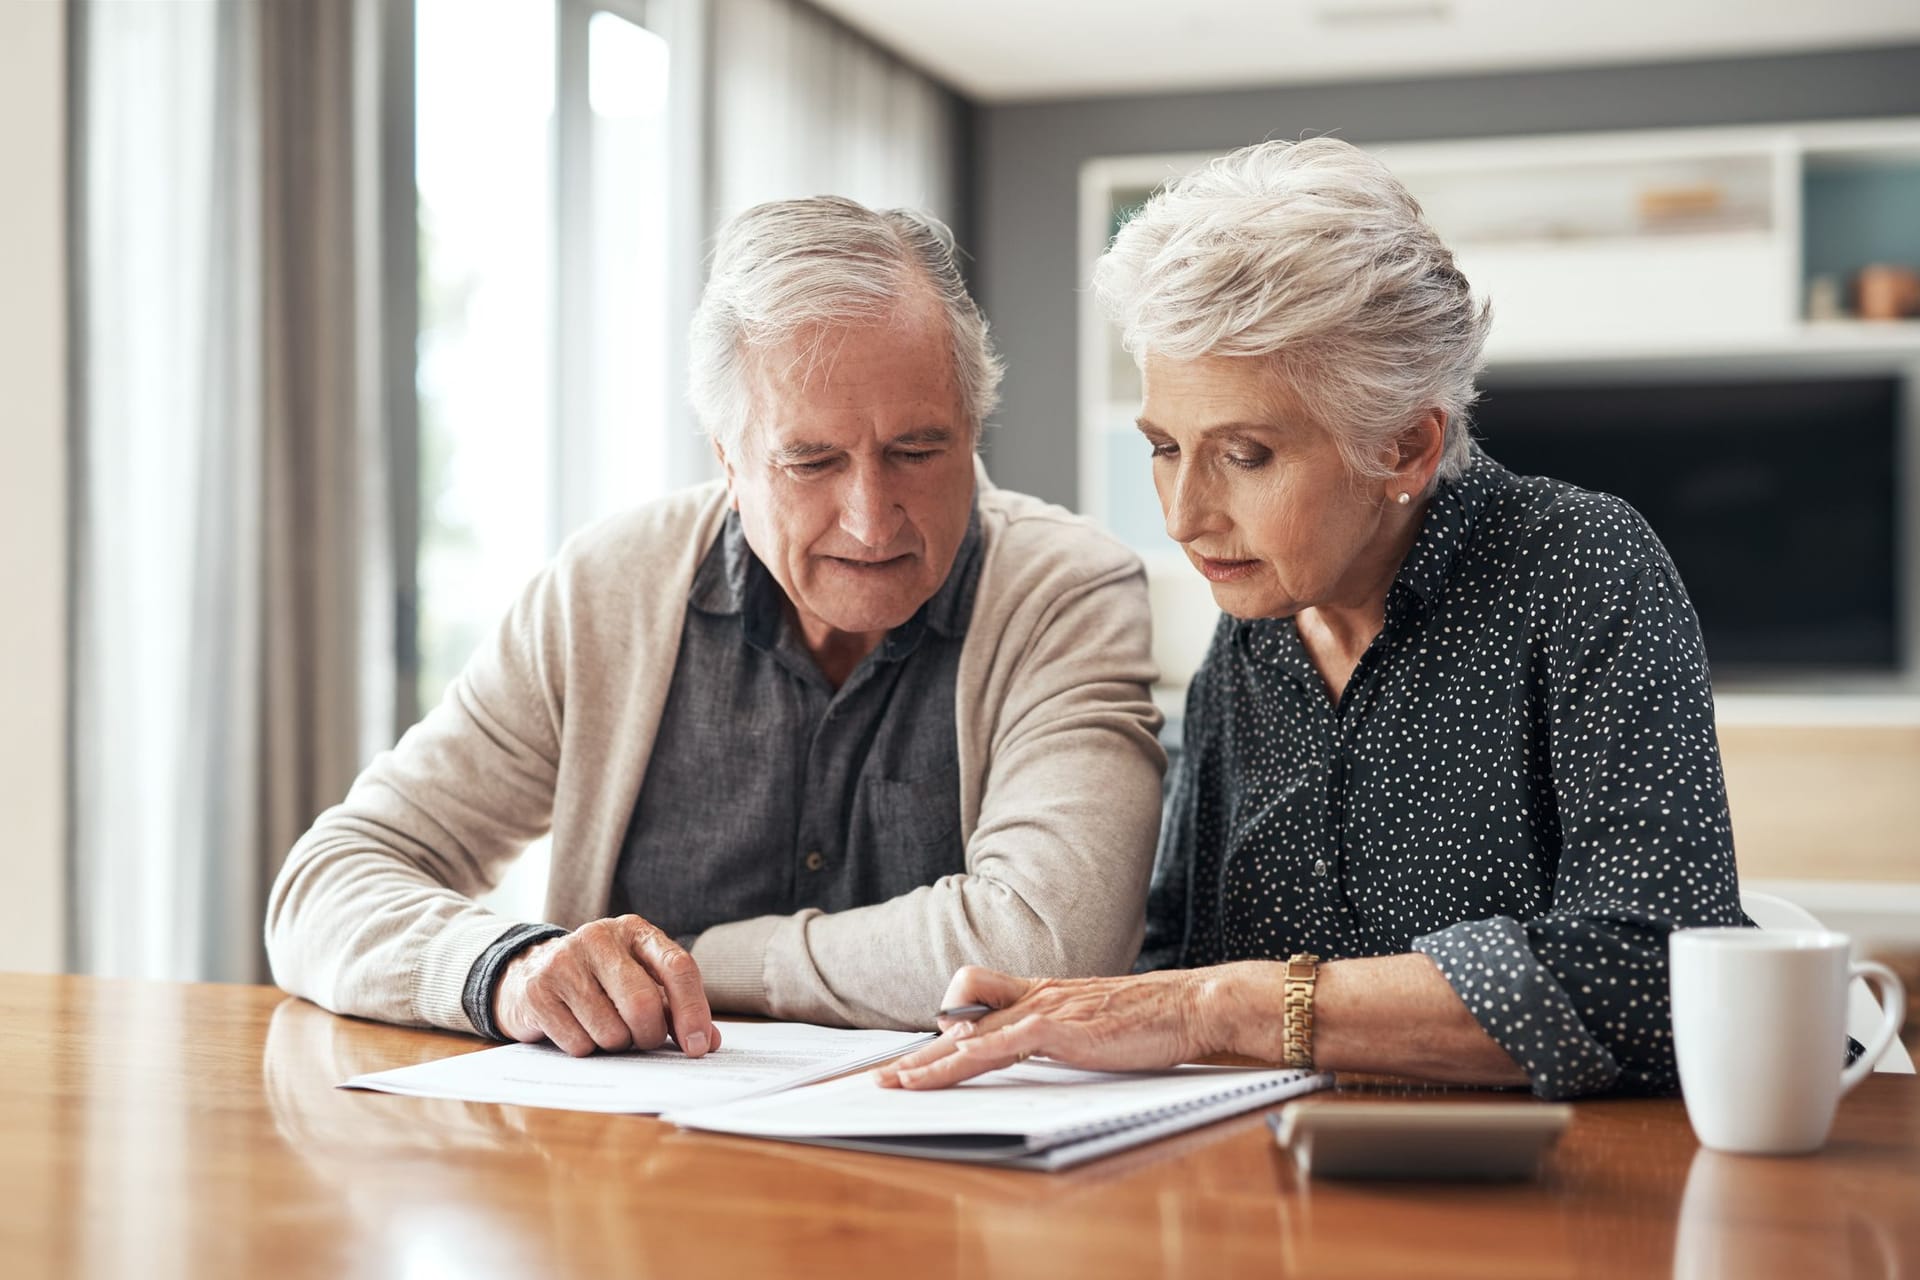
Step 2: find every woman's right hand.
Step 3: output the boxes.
[873,964,1223,1090]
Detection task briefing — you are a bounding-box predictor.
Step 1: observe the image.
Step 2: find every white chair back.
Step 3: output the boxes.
[1737,891,1915,1074]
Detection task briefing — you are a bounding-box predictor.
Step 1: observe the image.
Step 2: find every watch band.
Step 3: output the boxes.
[1282,953,1320,1070]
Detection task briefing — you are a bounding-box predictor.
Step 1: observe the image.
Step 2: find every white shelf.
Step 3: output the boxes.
[1080,117,1920,439]
[1797,319,1920,350]
[1713,694,1920,728]
[1483,321,1920,373]
[1106,325,1920,396]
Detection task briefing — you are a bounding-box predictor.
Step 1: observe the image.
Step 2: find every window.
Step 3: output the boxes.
[415,0,676,916]
[415,0,558,716]
[565,9,674,538]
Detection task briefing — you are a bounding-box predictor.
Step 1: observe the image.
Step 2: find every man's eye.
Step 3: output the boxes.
[895,449,938,464]
[1148,441,1178,459]
[788,459,834,475]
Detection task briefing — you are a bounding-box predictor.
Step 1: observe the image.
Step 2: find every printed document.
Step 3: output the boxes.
[341,1020,933,1114]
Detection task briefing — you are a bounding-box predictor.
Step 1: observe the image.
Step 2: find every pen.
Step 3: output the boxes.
[937,1003,995,1022]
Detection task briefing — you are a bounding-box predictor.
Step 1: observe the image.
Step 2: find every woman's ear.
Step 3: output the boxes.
[1391,410,1447,500]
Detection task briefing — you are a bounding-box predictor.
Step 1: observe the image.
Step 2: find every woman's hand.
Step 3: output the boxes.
[873,965,1220,1090]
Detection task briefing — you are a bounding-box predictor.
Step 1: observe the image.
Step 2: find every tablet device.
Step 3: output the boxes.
[1269,1100,1572,1180]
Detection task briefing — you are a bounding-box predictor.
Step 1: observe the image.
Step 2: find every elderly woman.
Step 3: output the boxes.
[877,138,1746,1100]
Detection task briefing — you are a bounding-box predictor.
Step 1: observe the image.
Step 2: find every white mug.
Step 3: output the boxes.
[1669,928,1905,1155]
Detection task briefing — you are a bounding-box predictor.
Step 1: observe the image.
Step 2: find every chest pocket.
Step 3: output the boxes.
[855,774,966,902]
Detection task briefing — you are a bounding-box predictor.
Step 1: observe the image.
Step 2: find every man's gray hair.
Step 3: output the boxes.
[1093,137,1491,483]
[689,196,1003,452]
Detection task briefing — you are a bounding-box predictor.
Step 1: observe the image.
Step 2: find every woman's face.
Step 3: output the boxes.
[1138,352,1398,620]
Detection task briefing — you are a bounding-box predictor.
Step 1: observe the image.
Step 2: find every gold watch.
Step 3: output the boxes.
[1282,953,1320,1070]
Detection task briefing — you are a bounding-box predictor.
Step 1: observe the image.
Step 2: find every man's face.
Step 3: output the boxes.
[717,300,976,655]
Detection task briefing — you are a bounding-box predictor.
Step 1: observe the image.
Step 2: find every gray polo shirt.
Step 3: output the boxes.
[610,506,982,942]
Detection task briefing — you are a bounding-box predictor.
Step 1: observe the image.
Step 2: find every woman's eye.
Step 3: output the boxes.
[1225,449,1271,470]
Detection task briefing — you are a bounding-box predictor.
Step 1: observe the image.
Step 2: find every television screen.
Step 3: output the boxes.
[1471,375,1903,676]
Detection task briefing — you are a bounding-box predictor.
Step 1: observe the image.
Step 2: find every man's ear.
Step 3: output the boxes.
[713,436,740,512]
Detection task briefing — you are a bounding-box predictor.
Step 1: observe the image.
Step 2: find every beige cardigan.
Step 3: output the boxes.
[265,471,1166,1033]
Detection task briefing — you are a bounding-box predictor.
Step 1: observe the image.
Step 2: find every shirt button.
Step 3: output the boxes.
[1313,858,1328,878]
[804,851,826,873]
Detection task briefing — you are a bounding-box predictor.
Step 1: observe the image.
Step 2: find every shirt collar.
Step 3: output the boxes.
[1386,443,1501,616]
[688,505,983,661]
[686,508,761,625]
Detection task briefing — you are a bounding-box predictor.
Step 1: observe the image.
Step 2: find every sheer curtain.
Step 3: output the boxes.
[70,0,409,982]
[709,0,965,253]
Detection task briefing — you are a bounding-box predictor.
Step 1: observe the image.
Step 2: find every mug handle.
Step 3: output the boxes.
[1839,961,1908,1094]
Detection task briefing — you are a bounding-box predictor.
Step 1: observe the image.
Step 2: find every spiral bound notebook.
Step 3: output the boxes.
[665,1059,1332,1170]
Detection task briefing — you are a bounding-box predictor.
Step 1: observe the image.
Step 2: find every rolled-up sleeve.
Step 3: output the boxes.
[1416,556,1745,1099]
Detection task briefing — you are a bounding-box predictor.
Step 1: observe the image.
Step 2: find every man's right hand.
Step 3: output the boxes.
[492,915,720,1058]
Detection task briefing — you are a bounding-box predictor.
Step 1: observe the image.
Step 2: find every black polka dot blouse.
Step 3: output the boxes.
[1140,445,1748,1099]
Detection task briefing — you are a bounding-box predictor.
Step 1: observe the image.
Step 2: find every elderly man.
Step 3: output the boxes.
[266,196,1164,1059]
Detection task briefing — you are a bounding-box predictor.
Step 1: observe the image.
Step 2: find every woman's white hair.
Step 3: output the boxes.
[1094,137,1491,483]
[690,196,1003,452]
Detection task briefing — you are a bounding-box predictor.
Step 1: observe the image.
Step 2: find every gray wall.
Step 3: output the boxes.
[970,44,1920,507]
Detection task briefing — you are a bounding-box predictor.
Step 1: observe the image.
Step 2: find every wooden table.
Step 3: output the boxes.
[3,974,1915,1279]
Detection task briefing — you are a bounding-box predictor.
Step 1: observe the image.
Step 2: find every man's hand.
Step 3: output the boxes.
[492,915,720,1058]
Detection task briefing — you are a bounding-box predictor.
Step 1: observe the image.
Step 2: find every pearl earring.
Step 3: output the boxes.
[1396,492,1411,506]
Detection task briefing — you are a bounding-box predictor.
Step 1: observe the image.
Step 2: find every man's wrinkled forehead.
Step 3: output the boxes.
[737,308,962,451]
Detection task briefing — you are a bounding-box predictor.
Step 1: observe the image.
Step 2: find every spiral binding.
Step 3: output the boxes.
[1032,1070,1315,1149]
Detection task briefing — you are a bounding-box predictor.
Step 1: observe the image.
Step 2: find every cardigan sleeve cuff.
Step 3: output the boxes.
[691,914,781,1015]
[409,911,540,1034]
[462,922,569,1039]
[1414,915,1621,1100]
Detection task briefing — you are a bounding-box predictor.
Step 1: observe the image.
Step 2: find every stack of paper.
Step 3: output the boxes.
[666,1059,1333,1170]
[341,1020,933,1114]
[341,1020,1331,1169]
